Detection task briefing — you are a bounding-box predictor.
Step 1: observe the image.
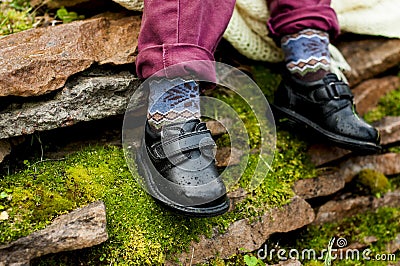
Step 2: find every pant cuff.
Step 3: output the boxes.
[136,43,216,82]
[267,6,340,42]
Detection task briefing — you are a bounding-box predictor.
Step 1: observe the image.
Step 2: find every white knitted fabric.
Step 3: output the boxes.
[332,0,400,38]
[112,0,400,64]
[223,0,284,62]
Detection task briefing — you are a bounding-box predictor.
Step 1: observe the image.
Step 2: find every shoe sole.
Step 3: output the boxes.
[271,104,382,154]
[136,141,230,218]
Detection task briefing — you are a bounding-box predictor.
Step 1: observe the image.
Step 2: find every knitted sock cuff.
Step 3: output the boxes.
[147,78,200,130]
[281,29,331,79]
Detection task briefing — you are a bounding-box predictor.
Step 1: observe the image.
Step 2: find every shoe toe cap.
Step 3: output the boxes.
[330,113,380,144]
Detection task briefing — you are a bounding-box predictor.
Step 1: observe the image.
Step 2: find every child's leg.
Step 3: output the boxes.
[267,0,381,152]
[136,0,236,80]
[137,0,236,130]
[267,0,339,81]
[135,0,236,217]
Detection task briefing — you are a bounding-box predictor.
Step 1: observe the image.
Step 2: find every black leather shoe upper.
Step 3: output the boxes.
[143,119,229,214]
[273,73,381,151]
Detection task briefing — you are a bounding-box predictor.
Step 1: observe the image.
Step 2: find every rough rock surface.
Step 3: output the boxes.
[0,140,11,163]
[338,153,400,183]
[0,68,141,140]
[310,152,400,187]
[0,15,140,97]
[293,172,345,199]
[227,188,248,210]
[314,190,400,224]
[0,201,108,266]
[375,116,400,145]
[386,234,400,254]
[215,147,244,167]
[353,76,400,116]
[338,38,400,86]
[307,144,351,166]
[300,151,400,202]
[173,197,314,265]
[206,119,231,136]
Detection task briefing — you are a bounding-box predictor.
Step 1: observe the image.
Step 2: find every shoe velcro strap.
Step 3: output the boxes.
[156,152,193,172]
[311,81,353,101]
[151,130,215,160]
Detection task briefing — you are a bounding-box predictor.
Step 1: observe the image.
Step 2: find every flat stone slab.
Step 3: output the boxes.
[314,190,400,224]
[293,172,345,200]
[338,38,400,86]
[353,76,400,116]
[375,116,400,146]
[307,144,351,166]
[339,153,400,183]
[0,201,108,266]
[0,68,141,140]
[0,14,140,97]
[205,119,231,136]
[172,196,314,265]
[300,151,400,200]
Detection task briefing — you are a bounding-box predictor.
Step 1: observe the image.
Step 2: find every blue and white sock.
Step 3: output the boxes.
[281,29,331,82]
[147,78,200,131]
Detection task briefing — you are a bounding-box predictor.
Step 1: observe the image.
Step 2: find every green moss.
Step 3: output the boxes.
[250,64,282,102]
[0,159,83,243]
[0,0,35,35]
[0,1,87,36]
[2,146,208,264]
[388,146,400,154]
[1,131,316,265]
[355,169,390,196]
[392,174,400,190]
[209,72,316,219]
[364,87,400,123]
[210,88,262,150]
[1,63,319,264]
[233,130,316,216]
[215,133,231,148]
[65,165,105,201]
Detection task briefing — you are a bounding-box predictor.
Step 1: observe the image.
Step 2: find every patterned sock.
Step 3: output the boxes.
[147,78,200,131]
[281,29,331,82]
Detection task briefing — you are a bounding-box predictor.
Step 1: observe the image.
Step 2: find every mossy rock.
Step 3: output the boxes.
[364,86,400,123]
[0,61,317,264]
[0,134,315,265]
[355,169,390,195]
[233,207,400,266]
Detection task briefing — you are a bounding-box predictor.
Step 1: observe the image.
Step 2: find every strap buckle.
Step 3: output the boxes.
[327,82,341,100]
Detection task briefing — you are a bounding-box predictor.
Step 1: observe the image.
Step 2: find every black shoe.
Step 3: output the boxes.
[271,73,381,153]
[137,119,230,217]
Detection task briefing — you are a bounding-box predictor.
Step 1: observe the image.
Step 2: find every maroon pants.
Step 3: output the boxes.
[136,0,339,79]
